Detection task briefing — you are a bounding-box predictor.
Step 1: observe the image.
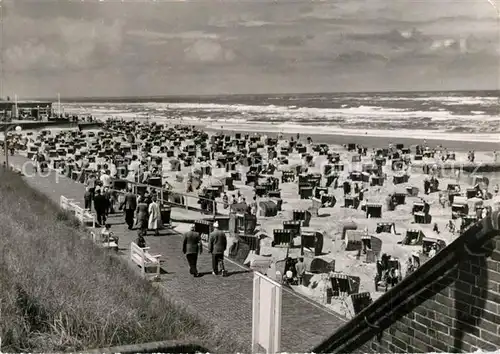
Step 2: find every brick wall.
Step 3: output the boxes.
[312,209,500,353]
[366,235,500,353]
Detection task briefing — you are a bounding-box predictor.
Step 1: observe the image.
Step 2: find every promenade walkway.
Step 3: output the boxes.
[2,153,346,352]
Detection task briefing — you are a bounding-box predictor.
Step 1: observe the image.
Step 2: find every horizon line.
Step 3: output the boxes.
[19,87,500,102]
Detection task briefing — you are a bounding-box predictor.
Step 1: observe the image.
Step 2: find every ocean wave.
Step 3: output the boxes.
[61,92,500,138]
[77,101,498,123]
[206,121,500,143]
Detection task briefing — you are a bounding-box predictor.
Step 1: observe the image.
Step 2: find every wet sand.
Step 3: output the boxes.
[205,128,499,152]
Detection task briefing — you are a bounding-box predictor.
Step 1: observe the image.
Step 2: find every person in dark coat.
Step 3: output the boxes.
[182,225,203,277]
[93,189,109,226]
[343,181,351,196]
[84,187,92,210]
[424,178,430,195]
[120,188,137,229]
[136,230,146,248]
[135,196,149,236]
[208,221,227,276]
[103,187,113,216]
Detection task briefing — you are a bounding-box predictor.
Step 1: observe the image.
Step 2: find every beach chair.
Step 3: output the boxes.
[376,222,397,234]
[194,220,213,242]
[292,209,311,227]
[272,229,294,248]
[342,230,364,252]
[330,273,352,297]
[365,203,382,218]
[301,231,324,256]
[402,229,424,245]
[351,292,373,315]
[421,238,442,257]
[309,257,335,274]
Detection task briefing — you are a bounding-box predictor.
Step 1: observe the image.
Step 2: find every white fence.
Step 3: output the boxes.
[252,272,282,354]
[60,195,96,228]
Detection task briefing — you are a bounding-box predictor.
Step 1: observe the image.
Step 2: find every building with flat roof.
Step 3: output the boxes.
[0,100,53,120]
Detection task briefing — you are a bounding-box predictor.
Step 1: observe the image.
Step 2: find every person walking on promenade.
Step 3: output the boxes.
[100,169,112,188]
[84,187,93,210]
[86,173,97,200]
[182,225,203,277]
[148,195,160,236]
[295,257,306,285]
[208,221,227,276]
[93,189,109,227]
[103,186,113,215]
[120,188,137,230]
[135,196,149,236]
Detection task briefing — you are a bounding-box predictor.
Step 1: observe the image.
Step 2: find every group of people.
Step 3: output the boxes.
[83,182,162,236]
[119,188,162,236]
[182,221,228,277]
[222,191,258,215]
[83,171,117,226]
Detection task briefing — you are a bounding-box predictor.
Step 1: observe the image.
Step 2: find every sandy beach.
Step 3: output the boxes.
[15,116,499,319]
[136,120,499,317]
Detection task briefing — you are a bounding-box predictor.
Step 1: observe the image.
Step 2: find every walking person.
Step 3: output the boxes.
[93,189,109,227]
[250,196,258,216]
[148,195,160,236]
[120,188,137,230]
[99,169,112,188]
[208,221,227,276]
[135,196,149,236]
[86,173,97,200]
[84,187,93,210]
[295,257,306,285]
[182,224,203,277]
[103,187,113,216]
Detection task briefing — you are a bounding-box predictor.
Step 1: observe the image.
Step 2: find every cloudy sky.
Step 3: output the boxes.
[1,0,499,98]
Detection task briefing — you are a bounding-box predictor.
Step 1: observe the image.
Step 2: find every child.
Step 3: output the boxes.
[136,230,146,248]
[101,224,119,246]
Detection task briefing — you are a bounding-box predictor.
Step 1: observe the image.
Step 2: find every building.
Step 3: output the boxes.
[0,100,53,120]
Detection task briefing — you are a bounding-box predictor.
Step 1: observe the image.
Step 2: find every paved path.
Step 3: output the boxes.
[2,154,346,352]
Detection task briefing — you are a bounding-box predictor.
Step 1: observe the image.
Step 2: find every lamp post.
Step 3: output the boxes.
[3,120,8,166]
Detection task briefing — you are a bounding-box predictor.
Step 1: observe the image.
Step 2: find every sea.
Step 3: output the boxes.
[62,90,500,143]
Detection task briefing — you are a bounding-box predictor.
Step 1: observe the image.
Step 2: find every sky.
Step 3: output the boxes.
[0,0,499,98]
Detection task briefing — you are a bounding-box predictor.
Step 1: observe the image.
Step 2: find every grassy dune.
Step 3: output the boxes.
[0,168,244,352]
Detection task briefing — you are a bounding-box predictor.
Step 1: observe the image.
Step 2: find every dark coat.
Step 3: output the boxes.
[135,203,149,222]
[93,194,109,213]
[121,192,137,210]
[208,230,227,255]
[136,235,146,248]
[183,231,202,255]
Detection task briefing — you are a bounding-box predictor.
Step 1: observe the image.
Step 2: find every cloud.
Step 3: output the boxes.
[127,30,219,40]
[334,51,390,64]
[2,0,499,97]
[276,36,309,47]
[184,40,236,63]
[4,15,124,73]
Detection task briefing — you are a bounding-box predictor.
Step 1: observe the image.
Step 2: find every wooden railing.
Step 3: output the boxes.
[60,195,96,227]
[110,180,229,218]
